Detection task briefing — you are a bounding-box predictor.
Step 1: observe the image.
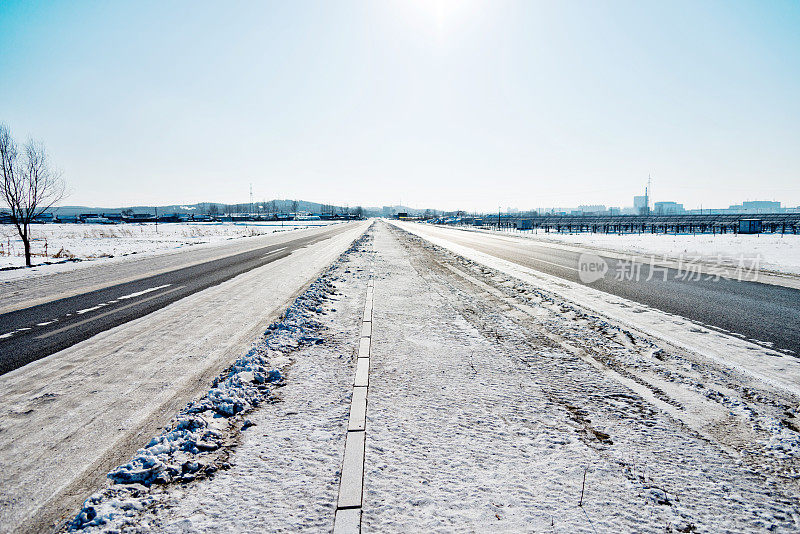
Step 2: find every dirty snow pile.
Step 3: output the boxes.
[66,230,371,532]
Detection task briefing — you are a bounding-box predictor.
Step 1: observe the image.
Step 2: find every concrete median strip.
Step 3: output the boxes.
[334,261,375,533]
[354,358,370,387]
[358,337,371,359]
[347,387,368,432]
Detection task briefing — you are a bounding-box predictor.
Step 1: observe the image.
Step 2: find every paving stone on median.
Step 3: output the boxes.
[347,386,368,432]
[337,430,366,509]
[358,337,371,358]
[333,507,361,534]
[354,357,370,387]
[360,320,372,338]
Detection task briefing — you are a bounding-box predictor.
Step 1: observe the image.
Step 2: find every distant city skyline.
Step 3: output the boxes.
[2,1,799,211]
[37,196,797,219]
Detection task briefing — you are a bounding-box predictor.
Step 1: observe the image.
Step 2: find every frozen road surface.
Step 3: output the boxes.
[3,220,800,533]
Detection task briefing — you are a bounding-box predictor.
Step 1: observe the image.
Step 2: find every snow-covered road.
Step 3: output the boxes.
[0,222,342,274]
[65,221,800,532]
[0,221,369,533]
[397,220,800,379]
[494,226,800,277]
[1,223,348,315]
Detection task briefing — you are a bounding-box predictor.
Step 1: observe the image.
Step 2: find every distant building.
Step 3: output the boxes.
[742,200,781,213]
[654,201,685,215]
[634,195,649,215]
[577,205,606,215]
[725,201,782,214]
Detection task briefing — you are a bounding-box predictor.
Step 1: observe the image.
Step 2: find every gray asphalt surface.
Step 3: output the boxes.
[0,223,356,375]
[413,226,800,356]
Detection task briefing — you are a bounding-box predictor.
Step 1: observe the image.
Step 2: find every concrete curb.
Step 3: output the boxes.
[333,264,375,533]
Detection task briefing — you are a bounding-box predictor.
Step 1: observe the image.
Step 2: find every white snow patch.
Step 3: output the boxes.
[472,226,800,276]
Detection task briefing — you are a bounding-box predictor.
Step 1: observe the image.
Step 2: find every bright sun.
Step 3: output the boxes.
[406,0,473,36]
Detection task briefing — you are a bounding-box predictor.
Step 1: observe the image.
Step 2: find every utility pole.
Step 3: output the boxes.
[498,206,501,231]
[249,183,254,216]
[154,206,158,234]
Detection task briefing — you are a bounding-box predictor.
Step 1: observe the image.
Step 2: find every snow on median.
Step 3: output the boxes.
[65,230,372,532]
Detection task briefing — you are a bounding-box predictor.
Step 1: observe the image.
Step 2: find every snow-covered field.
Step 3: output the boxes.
[0,222,338,271]
[54,221,800,532]
[485,227,800,276]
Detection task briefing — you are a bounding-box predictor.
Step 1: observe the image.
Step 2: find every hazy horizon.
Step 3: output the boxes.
[2,1,798,211]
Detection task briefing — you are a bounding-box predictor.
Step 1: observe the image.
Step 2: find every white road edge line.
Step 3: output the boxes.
[36,286,185,340]
[74,284,173,315]
[262,246,288,258]
[116,284,173,300]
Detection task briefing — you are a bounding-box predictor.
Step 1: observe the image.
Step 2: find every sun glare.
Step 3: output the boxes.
[406,0,474,37]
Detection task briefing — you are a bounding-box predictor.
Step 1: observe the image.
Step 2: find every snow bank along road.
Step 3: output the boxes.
[397,222,800,357]
[0,221,368,533]
[70,221,800,532]
[0,223,361,375]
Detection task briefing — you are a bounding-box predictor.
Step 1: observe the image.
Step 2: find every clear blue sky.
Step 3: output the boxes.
[1,0,798,211]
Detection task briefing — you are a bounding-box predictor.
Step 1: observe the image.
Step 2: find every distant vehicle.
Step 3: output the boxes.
[33,213,55,223]
[83,217,115,224]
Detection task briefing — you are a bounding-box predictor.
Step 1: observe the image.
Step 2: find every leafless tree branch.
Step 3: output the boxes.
[0,123,66,266]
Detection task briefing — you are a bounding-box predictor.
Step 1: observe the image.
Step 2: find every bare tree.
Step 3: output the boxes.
[0,124,65,266]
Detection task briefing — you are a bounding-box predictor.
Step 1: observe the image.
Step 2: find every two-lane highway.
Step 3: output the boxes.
[0,220,370,533]
[402,223,800,356]
[0,223,358,375]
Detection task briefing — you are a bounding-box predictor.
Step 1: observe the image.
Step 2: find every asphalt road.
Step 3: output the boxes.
[410,225,800,356]
[0,223,356,375]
